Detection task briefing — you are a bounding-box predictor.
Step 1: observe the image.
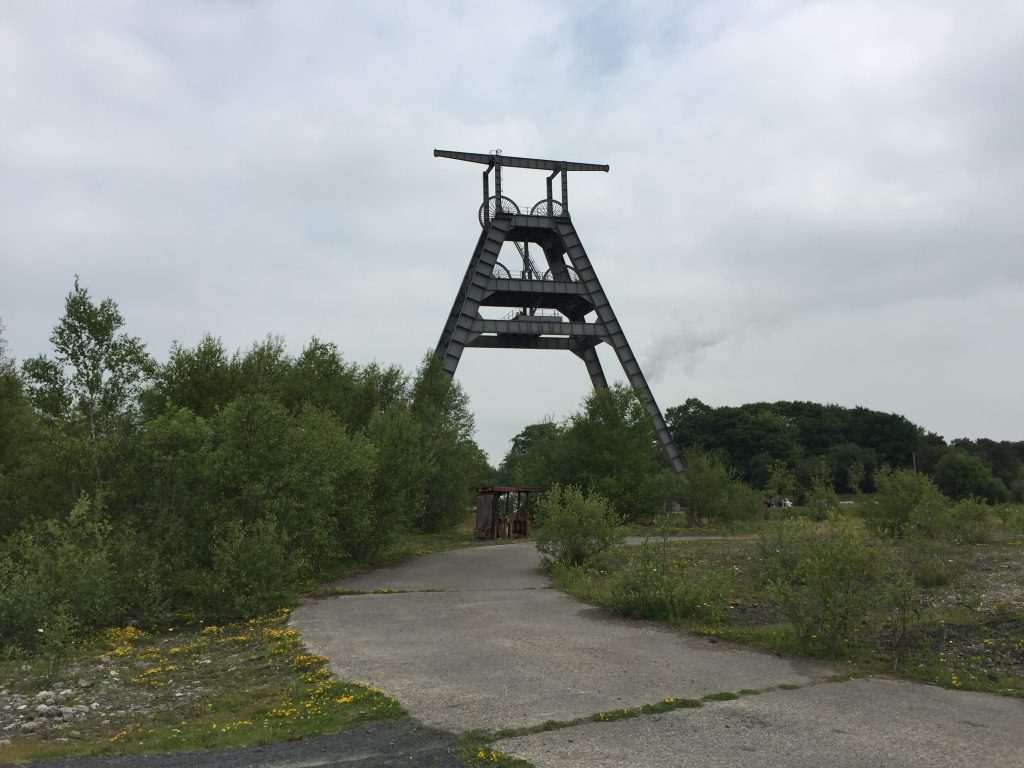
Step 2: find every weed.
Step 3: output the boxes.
[703,691,740,701]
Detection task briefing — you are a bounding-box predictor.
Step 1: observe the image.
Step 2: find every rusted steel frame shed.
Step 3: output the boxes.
[474,486,548,539]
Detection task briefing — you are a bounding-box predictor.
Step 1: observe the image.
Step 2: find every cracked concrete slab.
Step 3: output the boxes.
[495,678,1024,768]
[292,542,1024,764]
[291,543,833,732]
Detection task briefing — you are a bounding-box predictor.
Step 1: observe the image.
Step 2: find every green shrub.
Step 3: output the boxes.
[607,543,727,623]
[863,468,949,537]
[757,520,814,584]
[899,537,963,588]
[717,481,764,528]
[199,515,304,621]
[679,448,761,527]
[948,499,992,543]
[533,485,621,568]
[0,495,149,653]
[804,482,840,522]
[1005,504,1024,538]
[761,520,897,655]
[679,448,730,526]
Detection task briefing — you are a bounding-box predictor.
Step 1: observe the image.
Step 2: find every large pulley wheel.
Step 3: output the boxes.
[530,199,565,217]
[492,261,512,279]
[542,266,581,282]
[478,195,520,228]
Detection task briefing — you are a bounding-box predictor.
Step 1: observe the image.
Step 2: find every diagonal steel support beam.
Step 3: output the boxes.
[556,221,684,475]
[435,218,513,375]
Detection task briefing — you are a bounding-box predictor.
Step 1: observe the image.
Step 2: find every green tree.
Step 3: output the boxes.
[864,467,949,537]
[559,384,670,520]
[146,334,240,419]
[846,461,865,495]
[22,278,153,441]
[678,447,760,526]
[411,353,480,531]
[365,405,425,553]
[499,421,564,486]
[679,448,731,525]
[933,449,1009,503]
[282,338,359,421]
[764,459,797,501]
[0,323,68,531]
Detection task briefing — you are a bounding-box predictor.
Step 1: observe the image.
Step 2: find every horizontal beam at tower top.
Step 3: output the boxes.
[434,149,609,173]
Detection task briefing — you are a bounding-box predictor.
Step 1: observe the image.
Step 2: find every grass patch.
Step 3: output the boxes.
[550,524,1024,699]
[702,691,740,701]
[459,741,537,767]
[0,608,404,763]
[0,526,488,764]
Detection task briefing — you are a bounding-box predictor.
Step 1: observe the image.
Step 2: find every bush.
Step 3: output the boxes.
[717,481,764,528]
[760,520,897,655]
[606,543,728,623]
[679,448,761,527]
[198,515,304,621]
[948,499,992,543]
[678,448,730,525]
[804,482,840,522]
[863,468,949,537]
[899,537,964,588]
[933,450,1008,503]
[1004,504,1024,538]
[533,485,621,568]
[0,495,160,653]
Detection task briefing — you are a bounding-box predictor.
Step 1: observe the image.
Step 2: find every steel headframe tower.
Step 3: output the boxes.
[433,149,684,476]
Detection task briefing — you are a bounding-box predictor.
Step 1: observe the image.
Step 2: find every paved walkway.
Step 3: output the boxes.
[290,543,1024,767]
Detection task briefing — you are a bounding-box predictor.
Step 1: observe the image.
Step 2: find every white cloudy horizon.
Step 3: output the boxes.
[2,1,1022,463]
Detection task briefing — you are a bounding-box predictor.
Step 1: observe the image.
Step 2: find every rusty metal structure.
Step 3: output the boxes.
[474,486,547,539]
[433,149,683,476]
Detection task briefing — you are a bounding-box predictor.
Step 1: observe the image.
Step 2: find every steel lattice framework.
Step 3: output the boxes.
[433,149,684,475]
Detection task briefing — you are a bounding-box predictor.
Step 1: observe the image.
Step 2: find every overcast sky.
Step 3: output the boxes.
[2,1,1022,463]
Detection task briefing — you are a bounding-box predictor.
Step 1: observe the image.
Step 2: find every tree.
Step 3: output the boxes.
[0,322,67,532]
[950,438,1023,489]
[499,421,564,486]
[846,461,865,495]
[146,334,240,419]
[560,384,670,520]
[764,459,797,501]
[932,450,1008,504]
[411,353,481,531]
[864,467,949,537]
[22,278,153,440]
[678,447,760,526]
[282,338,359,420]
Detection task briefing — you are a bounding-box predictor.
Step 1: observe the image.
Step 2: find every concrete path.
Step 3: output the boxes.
[495,679,1024,768]
[291,543,1024,768]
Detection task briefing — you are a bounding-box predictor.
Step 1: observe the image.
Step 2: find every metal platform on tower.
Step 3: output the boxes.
[432,148,684,476]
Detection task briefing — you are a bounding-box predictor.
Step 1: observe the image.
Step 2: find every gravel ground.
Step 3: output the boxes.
[0,720,463,768]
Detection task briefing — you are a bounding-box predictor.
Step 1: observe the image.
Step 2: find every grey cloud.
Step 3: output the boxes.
[2,0,1022,462]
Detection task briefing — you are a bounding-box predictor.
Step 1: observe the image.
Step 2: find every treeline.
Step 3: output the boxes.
[0,279,490,653]
[498,391,1022,525]
[666,398,1023,503]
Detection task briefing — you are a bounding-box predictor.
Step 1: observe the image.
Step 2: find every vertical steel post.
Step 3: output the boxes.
[482,167,491,227]
[560,166,568,212]
[494,157,502,211]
